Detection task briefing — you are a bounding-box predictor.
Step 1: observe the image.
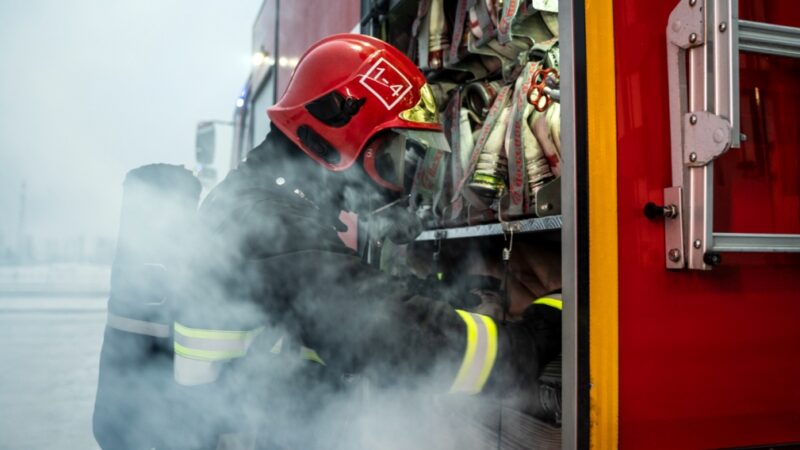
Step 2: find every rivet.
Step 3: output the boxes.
[689,152,697,162]
[694,239,702,249]
[689,33,698,43]
[690,114,698,125]
[275,177,286,186]
[719,21,728,32]
[689,0,697,6]
[740,133,748,142]
[540,203,551,211]
[669,248,682,262]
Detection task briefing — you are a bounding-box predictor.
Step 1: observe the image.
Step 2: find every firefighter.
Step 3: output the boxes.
[173,33,561,449]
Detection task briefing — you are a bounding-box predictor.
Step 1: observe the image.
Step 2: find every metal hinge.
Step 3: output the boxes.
[682,112,731,166]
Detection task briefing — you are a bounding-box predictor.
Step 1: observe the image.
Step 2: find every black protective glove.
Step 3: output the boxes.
[405,274,502,310]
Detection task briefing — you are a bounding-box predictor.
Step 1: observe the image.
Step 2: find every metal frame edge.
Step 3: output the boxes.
[560,0,591,448]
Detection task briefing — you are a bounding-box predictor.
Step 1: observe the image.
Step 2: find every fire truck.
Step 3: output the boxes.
[202,0,800,448]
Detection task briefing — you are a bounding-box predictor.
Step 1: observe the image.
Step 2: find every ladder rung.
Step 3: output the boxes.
[739,19,800,59]
[712,232,800,253]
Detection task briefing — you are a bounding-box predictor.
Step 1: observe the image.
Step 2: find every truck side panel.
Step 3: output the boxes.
[614,1,800,448]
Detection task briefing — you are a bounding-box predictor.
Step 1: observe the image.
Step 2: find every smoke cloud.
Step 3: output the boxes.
[92,129,561,450]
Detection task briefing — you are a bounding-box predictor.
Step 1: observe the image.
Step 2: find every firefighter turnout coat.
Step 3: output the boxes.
[169,132,562,449]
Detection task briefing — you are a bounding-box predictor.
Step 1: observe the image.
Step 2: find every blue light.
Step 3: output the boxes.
[235,80,250,108]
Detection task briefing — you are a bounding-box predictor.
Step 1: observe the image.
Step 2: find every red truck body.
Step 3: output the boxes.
[614,1,800,448]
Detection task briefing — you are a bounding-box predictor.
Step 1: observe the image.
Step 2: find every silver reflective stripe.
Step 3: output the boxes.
[106,312,170,338]
[174,332,257,354]
[173,322,265,386]
[449,310,498,395]
[174,354,224,386]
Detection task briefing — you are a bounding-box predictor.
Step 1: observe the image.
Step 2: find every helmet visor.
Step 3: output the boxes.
[363,129,451,193]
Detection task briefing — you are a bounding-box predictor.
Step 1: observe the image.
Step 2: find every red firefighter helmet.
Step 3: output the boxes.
[267,34,442,189]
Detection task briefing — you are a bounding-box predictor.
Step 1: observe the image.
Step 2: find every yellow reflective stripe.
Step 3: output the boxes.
[533,297,563,311]
[270,337,284,354]
[173,322,263,364]
[300,347,326,366]
[587,0,620,445]
[173,341,245,361]
[174,322,261,340]
[451,310,478,392]
[270,337,325,366]
[450,310,498,395]
[475,314,498,390]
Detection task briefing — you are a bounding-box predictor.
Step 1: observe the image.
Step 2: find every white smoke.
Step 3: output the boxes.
[89,130,561,450]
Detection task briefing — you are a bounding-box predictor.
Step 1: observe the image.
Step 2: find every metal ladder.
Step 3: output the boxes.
[659,0,800,270]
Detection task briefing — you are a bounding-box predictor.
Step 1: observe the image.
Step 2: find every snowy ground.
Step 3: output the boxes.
[0,295,106,450]
[0,264,110,296]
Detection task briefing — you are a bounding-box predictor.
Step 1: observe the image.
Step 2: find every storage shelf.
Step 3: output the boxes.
[416,215,562,241]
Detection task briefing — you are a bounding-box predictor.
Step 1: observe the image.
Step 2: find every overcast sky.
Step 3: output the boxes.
[0,0,262,247]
